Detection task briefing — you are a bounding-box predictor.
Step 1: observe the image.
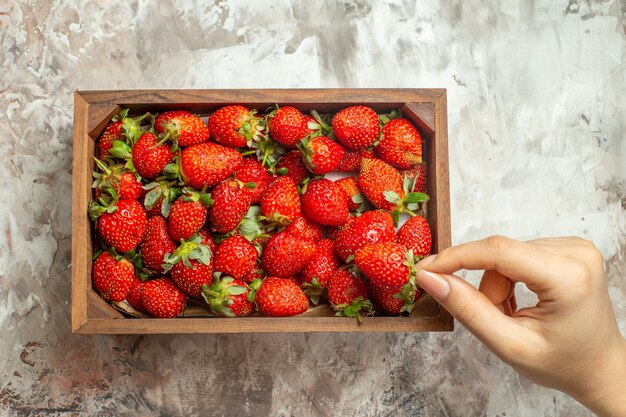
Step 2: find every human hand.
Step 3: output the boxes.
[415,236,626,417]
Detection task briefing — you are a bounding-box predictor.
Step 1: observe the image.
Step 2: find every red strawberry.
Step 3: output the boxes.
[401,163,427,194]
[376,118,422,168]
[262,231,315,277]
[327,269,373,320]
[92,159,143,202]
[179,142,243,190]
[202,276,254,317]
[397,215,432,258]
[209,105,261,148]
[284,216,323,243]
[126,276,146,313]
[260,176,301,224]
[213,235,258,279]
[335,177,365,212]
[97,199,147,253]
[268,106,309,147]
[98,110,150,157]
[300,239,341,304]
[301,179,349,226]
[276,151,310,185]
[298,136,345,175]
[141,277,187,318]
[164,236,213,298]
[332,106,379,150]
[235,158,273,204]
[167,197,207,242]
[140,216,176,273]
[208,179,253,233]
[251,276,309,317]
[354,242,411,290]
[92,252,134,302]
[155,110,210,147]
[241,263,266,283]
[198,228,217,255]
[334,210,396,262]
[131,132,175,179]
[99,119,123,158]
[368,283,423,315]
[141,181,181,218]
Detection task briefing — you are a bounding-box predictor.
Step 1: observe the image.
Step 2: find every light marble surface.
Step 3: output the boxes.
[1,0,624,416]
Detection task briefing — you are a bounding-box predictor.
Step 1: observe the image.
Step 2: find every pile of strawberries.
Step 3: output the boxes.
[89,104,431,320]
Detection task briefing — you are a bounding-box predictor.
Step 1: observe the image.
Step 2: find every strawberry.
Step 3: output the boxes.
[298,135,345,175]
[268,106,309,147]
[176,142,243,190]
[354,242,411,290]
[92,252,134,302]
[376,118,422,168]
[167,196,208,242]
[250,276,309,317]
[129,132,175,179]
[98,109,150,157]
[335,177,366,212]
[327,269,373,321]
[300,239,341,304]
[301,179,349,226]
[126,276,146,313]
[397,215,432,258]
[140,216,176,273]
[235,157,273,204]
[368,282,423,315]
[336,149,374,172]
[213,235,258,279]
[96,199,147,253]
[155,110,210,147]
[241,262,266,283]
[332,105,379,150]
[208,179,253,233]
[201,276,254,317]
[284,216,323,243]
[92,158,143,202]
[141,277,187,318]
[208,105,262,148]
[276,150,310,185]
[260,176,301,224]
[163,235,213,298]
[334,210,396,262]
[198,228,217,255]
[401,163,427,194]
[141,181,181,218]
[98,119,123,158]
[261,231,315,277]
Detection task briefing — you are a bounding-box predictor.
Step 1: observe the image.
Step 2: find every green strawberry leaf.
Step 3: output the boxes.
[404,192,429,204]
[383,190,402,205]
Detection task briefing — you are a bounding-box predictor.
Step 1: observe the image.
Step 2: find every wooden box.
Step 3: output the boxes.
[71,89,451,334]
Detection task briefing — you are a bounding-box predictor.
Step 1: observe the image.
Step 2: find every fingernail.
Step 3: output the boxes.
[415,270,450,300]
[416,254,437,269]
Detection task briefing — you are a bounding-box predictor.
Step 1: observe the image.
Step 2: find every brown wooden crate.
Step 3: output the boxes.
[72,89,452,334]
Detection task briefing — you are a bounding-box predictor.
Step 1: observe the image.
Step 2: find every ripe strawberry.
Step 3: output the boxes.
[301,179,349,226]
[298,136,345,175]
[251,276,309,317]
[209,105,261,148]
[98,119,123,158]
[260,176,301,224]
[213,235,258,279]
[241,262,266,283]
[397,215,432,258]
[235,157,273,204]
[268,106,309,147]
[198,228,217,255]
[141,181,181,218]
[126,276,146,313]
[155,110,210,147]
[141,277,186,318]
[92,252,134,302]
[178,142,243,190]
[262,231,315,277]
[332,105,379,150]
[300,239,341,304]
[335,177,365,212]
[163,235,213,298]
[140,216,176,273]
[97,199,147,253]
[336,149,374,172]
[276,151,310,185]
[92,159,143,203]
[368,283,423,315]
[98,109,149,157]
[202,276,254,317]
[284,216,323,243]
[131,132,175,179]
[327,269,373,320]
[401,163,427,194]
[334,210,396,261]
[376,118,422,168]
[167,196,208,242]
[208,179,253,233]
[354,242,411,290]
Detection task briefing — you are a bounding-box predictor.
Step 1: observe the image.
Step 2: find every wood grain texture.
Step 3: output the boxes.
[72,89,452,334]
